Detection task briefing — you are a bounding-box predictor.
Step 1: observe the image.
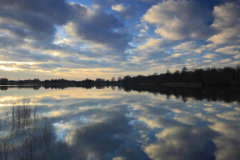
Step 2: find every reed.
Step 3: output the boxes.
[0,104,64,160]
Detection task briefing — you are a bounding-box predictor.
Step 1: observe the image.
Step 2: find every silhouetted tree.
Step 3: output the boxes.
[33,78,40,83]
[111,77,116,82]
[0,78,8,85]
[118,76,122,82]
[113,65,240,87]
[95,78,105,84]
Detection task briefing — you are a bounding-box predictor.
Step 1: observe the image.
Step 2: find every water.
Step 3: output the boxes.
[0,86,239,160]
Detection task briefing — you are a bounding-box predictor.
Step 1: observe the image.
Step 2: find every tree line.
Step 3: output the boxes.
[1,65,240,87]
[118,65,240,87]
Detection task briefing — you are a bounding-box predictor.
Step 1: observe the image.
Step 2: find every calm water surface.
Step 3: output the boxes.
[0,87,239,160]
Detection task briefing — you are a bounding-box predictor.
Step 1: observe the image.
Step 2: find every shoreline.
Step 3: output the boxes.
[162,83,202,87]
[0,82,239,88]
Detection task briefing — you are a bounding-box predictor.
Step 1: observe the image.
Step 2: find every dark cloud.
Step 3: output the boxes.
[0,49,60,62]
[138,0,239,5]
[0,0,71,24]
[38,63,62,69]
[0,35,25,48]
[0,9,54,33]
[0,0,134,71]
[67,8,132,51]
[115,5,138,20]
[136,0,162,3]
[66,114,135,159]
[0,0,132,56]
[92,0,124,7]
[0,1,66,41]
[0,0,239,78]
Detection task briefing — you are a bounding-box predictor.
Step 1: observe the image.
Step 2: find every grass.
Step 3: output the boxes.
[0,103,73,160]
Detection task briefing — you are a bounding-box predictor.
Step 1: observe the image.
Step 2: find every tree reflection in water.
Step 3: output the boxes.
[0,87,240,160]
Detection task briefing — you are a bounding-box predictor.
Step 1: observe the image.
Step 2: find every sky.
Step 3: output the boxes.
[0,0,240,80]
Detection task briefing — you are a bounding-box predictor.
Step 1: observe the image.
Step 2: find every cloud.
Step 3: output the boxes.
[131,38,176,65]
[0,0,73,41]
[144,125,217,160]
[202,53,217,59]
[215,45,240,55]
[142,0,210,40]
[171,53,182,58]
[66,4,132,51]
[136,38,168,51]
[173,41,206,53]
[0,8,56,41]
[217,111,240,121]
[0,34,25,49]
[0,0,240,79]
[92,0,124,8]
[203,60,212,63]
[112,4,125,11]
[220,58,231,63]
[118,5,138,20]
[0,0,136,78]
[207,28,240,46]
[0,0,132,53]
[211,2,240,30]
[0,0,71,24]
[111,3,138,20]
[57,99,149,160]
[207,2,240,46]
[138,0,162,2]
[2,82,240,159]
[208,117,240,160]
[0,45,61,63]
[234,54,240,59]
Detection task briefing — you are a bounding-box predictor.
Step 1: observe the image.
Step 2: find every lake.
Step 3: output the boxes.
[0,86,239,160]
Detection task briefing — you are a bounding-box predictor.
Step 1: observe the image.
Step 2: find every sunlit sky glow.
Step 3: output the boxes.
[0,0,239,80]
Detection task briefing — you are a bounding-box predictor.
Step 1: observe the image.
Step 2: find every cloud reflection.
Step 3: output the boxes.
[0,87,240,159]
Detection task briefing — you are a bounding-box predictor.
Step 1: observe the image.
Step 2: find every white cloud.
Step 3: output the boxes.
[220,58,231,63]
[173,41,205,53]
[202,53,217,59]
[174,41,196,51]
[111,4,125,11]
[142,0,209,40]
[215,45,240,55]
[171,53,182,58]
[0,65,22,71]
[132,38,175,63]
[207,28,240,46]
[217,111,240,121]
[234,54,240,59]
[211,2,240,30]
[229,61,240,65]
[144,125,217,160]
[203,60,212,63]
[140,29,147,33]
[136,38,165,51]
[207,2,240,46]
